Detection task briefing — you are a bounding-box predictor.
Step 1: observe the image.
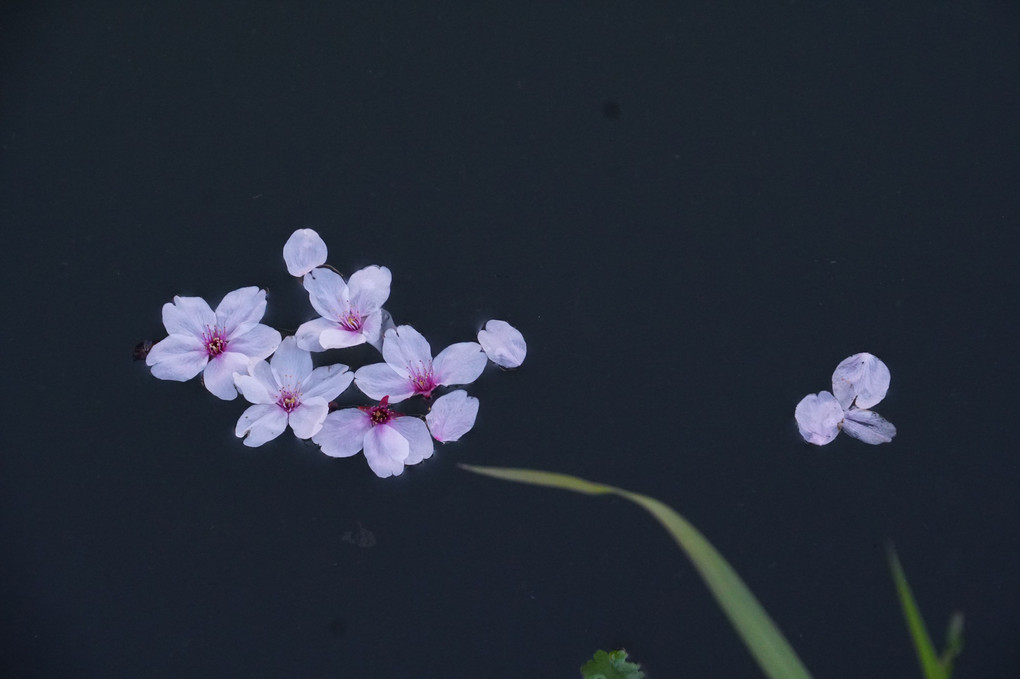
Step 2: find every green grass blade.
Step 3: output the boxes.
[886,544,946,679]
[460,464,813,679]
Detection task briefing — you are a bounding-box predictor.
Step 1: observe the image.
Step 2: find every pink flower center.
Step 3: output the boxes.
[202,327,229,358]
[338,309,363,332]
[408,361,438,397]
[359,396,401,426]
[277,389,301,413]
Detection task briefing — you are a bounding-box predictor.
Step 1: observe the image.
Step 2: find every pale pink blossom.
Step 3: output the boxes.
[795,352,896,445]
[295,265,392,351]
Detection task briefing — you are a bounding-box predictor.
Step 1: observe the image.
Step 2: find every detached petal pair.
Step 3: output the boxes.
[795,353,896,445]
[355,325,486,402]
[234,336,354,447]
[146,287,282,400]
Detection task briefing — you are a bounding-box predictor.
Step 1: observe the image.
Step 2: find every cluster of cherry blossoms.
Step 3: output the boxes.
[794,352,896,446]
[143,229,526,477]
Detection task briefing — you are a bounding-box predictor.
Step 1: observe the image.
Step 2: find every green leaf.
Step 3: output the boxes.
[580,649,645,679]
[459,464,813,679]
[887,544,963,679]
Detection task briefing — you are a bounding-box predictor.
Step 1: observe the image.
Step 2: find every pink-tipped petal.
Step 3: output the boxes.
[434,342,487,387]
[477,320,527,368]
[426,390,479,442]
[794,391,844,445]
[283,229,328,277]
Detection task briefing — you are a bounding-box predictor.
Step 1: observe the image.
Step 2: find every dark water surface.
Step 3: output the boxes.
[2,2,1018,677]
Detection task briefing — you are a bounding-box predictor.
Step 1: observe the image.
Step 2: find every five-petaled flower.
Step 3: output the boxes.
[354,325,488,403]
[313,396,434,478]
[295,265,392,351]
[146,287,282,400]
[795,352,896,445]
[234,336,354,447]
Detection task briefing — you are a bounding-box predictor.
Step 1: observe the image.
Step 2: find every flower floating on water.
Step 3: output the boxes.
[295,265,392,351]
[426,389,480,442]
[283,228,328,277]
[146,287,282,400]
[313,396,434,478]
[354,325,487,403]
[234,336,354,447]
[795,352,896,445]
[477,319,526,368]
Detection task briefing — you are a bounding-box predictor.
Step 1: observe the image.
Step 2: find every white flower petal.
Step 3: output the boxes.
[269,336,312,389]
[295,317,336,352]
[367,309,396,352]
[389,417,434,465]
[426,390,479,442]
[226,324,282,362]
[354,363,416,403]
[303,267,349,321]
[318,327,367,350]
[162,296,215,337]
[283,229,328,277]
[216,287,267,337]
[477,320,527,368]
[794,391,844,445]
[202,351,250,400]
[234,371,276,405]
[842,409,896,444]
[347,265,392,312]
[363,425,410,478]
[381,326,432,376]
[832,353,891,410]
[288,398,329,439]
[235,404,288,447]
[433,342,487,387]
[145,335,208,381]
[302,363,353,401]
[313,409,371,458]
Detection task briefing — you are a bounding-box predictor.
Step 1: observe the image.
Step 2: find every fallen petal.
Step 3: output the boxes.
[842,409,897,444]
[832,352,891,410]
[283,229,328,277]
[794,391,844,445]
[477,319,527,368]
[426,390,479,442]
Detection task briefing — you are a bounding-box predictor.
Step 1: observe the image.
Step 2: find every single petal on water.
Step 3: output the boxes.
[289,397,329,439]
[236,404,288,447]
[434,342,487,386]
[477,320,527,368]
[146,335,208,381]
[426,389,479,442]
[389,417,434,465]
[364,425,410,478]
[162,296,216,337]
[794,391,844,445]
[283,229,328,277]
[354,363,417,403]
[832,352,891,410]
[842,409,896,444]
[314,409,371,458]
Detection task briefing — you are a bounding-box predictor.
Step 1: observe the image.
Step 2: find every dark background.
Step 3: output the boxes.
[2,1,1018,677]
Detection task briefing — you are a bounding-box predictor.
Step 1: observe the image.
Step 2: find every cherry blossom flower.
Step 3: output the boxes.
[354,325,487,403]
[795,352,896,445]
[295,265,392,351]
[283,228,328,277]
[425,389,479,442]
[146,287,281,400]
[313,396,434,478]
[234,337,354,447]
[477,319,527,368]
